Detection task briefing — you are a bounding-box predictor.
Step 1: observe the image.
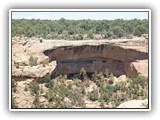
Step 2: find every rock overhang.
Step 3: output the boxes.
[43,40,148,78]
[43,44,148,62]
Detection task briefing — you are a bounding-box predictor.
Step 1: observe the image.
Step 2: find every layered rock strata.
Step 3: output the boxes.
[44,40,148,78]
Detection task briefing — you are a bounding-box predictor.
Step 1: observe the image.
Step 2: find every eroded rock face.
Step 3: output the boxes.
[12,37,57,81]
[44,44,148,62]
[43,40,148,78]
[12,36,148,81]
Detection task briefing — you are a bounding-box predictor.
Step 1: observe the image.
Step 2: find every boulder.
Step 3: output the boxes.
[123,62,139,78]
[117,99,148,108]
[132,60,148,77]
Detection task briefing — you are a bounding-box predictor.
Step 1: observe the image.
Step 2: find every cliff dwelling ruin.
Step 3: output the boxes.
[43,40,148,78]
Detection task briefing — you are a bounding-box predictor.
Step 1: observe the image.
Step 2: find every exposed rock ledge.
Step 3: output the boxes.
[12,37,148,80]
[43,39,148,78]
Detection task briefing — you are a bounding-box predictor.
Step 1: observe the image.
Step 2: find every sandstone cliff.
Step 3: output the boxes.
[12,36,148,80]
[43,39,148,78]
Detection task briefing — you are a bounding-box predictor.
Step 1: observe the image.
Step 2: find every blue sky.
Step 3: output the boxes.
[12,11,148,20]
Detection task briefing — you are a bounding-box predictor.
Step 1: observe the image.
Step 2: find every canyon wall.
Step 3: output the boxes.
[44,42,148,78]
[12,37,148,81]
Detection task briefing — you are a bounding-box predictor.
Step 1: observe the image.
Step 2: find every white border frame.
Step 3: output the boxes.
[9,9,151,111]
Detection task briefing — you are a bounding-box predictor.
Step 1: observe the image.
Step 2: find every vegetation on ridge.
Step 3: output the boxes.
[12,18,148,40]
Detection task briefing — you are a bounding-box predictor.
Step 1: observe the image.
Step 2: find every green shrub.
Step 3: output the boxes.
[80,67,87,75]
[108,73,114,84]
[112,26,124,38]
[69,89,85,107]
[88,32,94,39]
[45,79,55,88]
[45,89,54,102]
[89,88,99,101]
[52,98,68,108]
[105,85,120,94]
[74,78,81,87]
[29,80,39,95]
[39,38,43,43]
[29,55,38,67]
[97,72,104,80]
[134,25,148,37]
[80,67,88,81]
[44,74,52,83]
[59,84,67,99]
[32,92,41,108]
[126,76,148,100]
[81,84,86,95]
[67,82,72,89]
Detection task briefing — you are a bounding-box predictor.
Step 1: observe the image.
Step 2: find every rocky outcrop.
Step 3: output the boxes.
[12,36,148,81]
[43,39,148,78]
[117,99,148,108]
[12,37,57,81]
[131,60,148,76]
